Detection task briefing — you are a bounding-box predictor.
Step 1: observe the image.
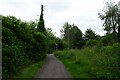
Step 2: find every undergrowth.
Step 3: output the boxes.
[55,43,120,78]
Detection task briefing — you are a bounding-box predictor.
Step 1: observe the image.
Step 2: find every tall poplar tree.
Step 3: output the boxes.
[37,5,46,34]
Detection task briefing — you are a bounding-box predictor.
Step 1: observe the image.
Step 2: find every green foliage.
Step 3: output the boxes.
[33,32,47,61]
[98,0,119,34]
[14,60,44,78]
[46,28,67,53]
[71,25,84,49]
[101,33,118,46]
[55,43,120,78]
[46,28,56,53]
[37,5,46,34]
[98,1,120,42]
[2,15,47,78]
[3,27,17,45]
[2,45,27,77]
[86,39,98,48]
[84,28,96,40]
[56,38,67,50]
[61,22,84,49]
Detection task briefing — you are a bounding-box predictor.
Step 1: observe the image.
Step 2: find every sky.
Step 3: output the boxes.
[0,0,120,37]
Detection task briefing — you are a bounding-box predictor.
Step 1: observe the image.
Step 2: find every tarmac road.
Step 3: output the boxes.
[34,54,72,78]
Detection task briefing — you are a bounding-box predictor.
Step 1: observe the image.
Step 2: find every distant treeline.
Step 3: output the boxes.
[60,0,120,48]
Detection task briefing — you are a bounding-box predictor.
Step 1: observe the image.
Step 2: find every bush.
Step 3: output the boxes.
[33,32,47,62]
[2,44,29,78]
[101,34,118,46]
[2,27,18,45]
[2,27,29,78]
[2,15,47,78]
[47,41,55,54]
[86,39,98,48]
[55,43,120,78]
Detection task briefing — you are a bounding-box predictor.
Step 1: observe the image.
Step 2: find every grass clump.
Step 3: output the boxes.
[14,60,44,78]
[55,43,120,78]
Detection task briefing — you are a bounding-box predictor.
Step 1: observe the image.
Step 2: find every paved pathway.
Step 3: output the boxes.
[34,54,72,78]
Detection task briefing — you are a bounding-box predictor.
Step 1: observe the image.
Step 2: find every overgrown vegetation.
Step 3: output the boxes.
[55,43,120,78]
[2,15,47,78]
[2,5,60,78]
[2,0,120,79]
[54,0,120,78]
[14,60,45,78]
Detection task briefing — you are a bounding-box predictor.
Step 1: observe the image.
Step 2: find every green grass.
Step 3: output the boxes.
[60,59,92,78]
[55,43,120,78]
[14,60,45,78]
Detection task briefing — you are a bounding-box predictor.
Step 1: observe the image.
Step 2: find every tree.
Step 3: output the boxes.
[118,14,120,42]
[46,28,57,53]
[61,22,72,49]
[71,25,84,49]
[98,0,120,43]
[98,1,119,34]
[37,5,46,34]
[117,1,120,42]
[61,23,84,49]
[84,28,96,40]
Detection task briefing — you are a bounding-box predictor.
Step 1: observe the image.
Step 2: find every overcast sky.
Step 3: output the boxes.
[0,0,119,37]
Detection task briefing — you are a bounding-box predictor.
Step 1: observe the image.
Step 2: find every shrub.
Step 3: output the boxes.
[86,39,98,48]
[33,32,47,62]
[2,15,48,78]
[55,43,120,78]
[2,27,18,45]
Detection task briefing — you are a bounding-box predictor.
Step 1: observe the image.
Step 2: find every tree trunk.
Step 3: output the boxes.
[118,25,120,42]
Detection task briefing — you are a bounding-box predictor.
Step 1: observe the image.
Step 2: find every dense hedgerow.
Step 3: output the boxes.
[2,16,47,78]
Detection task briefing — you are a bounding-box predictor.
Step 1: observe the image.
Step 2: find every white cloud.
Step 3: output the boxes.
[0,0,119,37]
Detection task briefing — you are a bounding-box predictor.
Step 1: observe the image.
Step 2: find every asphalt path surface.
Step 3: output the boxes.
[34,54,72,78]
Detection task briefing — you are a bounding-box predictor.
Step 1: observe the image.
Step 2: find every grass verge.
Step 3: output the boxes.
[14,60,45,78]
[55,43,120,78]
[60,59,92,78]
